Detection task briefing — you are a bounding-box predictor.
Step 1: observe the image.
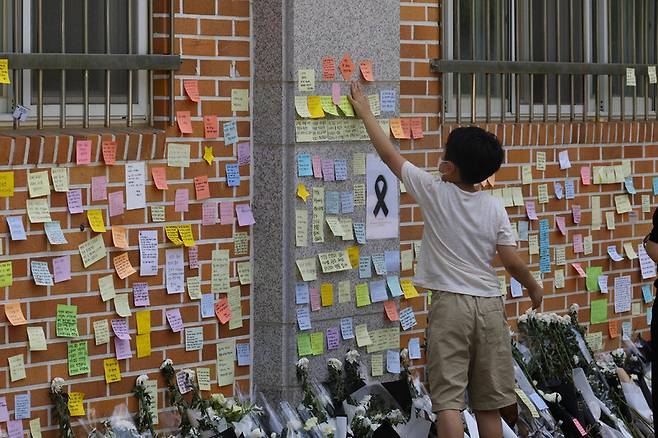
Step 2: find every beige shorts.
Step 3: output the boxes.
[427,290,516,412]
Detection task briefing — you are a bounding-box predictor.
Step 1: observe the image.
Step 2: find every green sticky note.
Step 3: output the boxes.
[586,267,603,292]
[590,299,608,324]
[56,304,79,337]
[310,332,324,356]
[67,341,90,376]
[355,283,371,307]
[297,333,312,357]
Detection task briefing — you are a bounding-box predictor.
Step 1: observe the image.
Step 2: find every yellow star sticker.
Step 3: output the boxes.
[203,146,214,165]
[297,183,310,202]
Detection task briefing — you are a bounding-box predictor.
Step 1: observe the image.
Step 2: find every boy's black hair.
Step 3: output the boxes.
[444,126,504,184]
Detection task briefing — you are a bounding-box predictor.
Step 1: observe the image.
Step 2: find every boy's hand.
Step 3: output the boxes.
[347,82,373,118]
[529,286,543,309]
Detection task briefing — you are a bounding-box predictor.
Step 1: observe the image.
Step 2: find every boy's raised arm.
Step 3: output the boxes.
[497,244,544,309]
[348,82,406,179]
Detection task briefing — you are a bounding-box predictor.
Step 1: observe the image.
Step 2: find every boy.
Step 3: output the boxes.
[348,82,543,438]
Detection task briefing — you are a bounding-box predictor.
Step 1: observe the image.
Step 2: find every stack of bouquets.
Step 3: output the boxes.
[514,305,654,438]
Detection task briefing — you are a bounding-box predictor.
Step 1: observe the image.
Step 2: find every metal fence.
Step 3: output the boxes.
[1,0,180,129]
[435,0,658,123]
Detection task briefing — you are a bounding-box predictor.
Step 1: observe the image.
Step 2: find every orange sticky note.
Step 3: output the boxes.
[194,175,210,200]
[608,320,619,339]
[113,252,136,279]
[322,56,336,81]
[183,80,200,102]
[400,118,412,139]
[384,300,399,321]
[339,53,355,80]
[410,118,424,139]
[4,302,27,326]
[151,167,168,190]
[389,119,404,139]
[76,140,92,164]
[102,141,117,165]
[215,297,232,324]
[359,59,374,82]
[203,115,219,139]
[112,225,129,249]
[176,111,193,134]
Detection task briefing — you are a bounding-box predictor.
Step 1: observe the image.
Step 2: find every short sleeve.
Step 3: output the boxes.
[497,203,516,246]
[401,161,437,206]
[649,208,658,243]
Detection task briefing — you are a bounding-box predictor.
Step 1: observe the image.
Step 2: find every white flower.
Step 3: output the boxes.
[296,358,309,371]
[518,314,528,324]
[345,350,360,363]
[354,405,366,416]
[328,358,342,370]
[561,315,572,325]
[246,428,266,438]
[50,377,65,393]
[573,355,579,365]
[136,374,149,388]
[539,313,551,323]
[569,303,579,313]
[304,417,318,431]
[631,374,638,381]
[160,358,173,369]
[539,390,562,404]
[319,421,335,436]
[400,348,409,360]
[524,307,536,317]
[211,393,226,405]
[387,409,405,423]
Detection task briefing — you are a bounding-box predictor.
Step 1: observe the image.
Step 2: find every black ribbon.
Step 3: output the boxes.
[373,175,389,217]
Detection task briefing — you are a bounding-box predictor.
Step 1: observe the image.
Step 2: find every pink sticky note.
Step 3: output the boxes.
[322,159,335,182]
[108,191,125,217]
[555,217,566,235]
[67,189,84,214]
[188,246,199,269]
[76,140,92,164]
[152,167,168,190]
[111,319,131,340]
[91,176,107,201]
[114,337,132,360]
[580,167,591,185]
[572,204,581,224]
[194,175,211,200]
[573,234,584,253]
[133,282,150,307]
[332,83,341,105]
[235,204,256,226]
[0,397,10,422]
[310,287,321,311]
[175,189,189,212]
[326,327,340,350]
[176,111,193,134]
[572,263,587,278]
[6,420,23,438]
[237,142,251,165]
[312,155,323,179]
[202,201,218,225]
[53,255,71,283]
[220,201,234,224]
[166,308,184,332]
[525,201,538,220]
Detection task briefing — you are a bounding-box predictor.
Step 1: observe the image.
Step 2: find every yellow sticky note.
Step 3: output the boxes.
[51,167,69,192]
[67,392,85,416]
[136,310,151,334]
[320,283,334,306]
[320,96,339,116]
[165,225,183,246]
[87,210,106,233]
[216,340,236,387]
[231,89,249,112]
[614,195,632,214]
[167,143,191,167]
[26,198,51,223]
[623,242,638,260]
[537,184,549,204]
[79,235,106,268]
[400,279,419,298]
[27,326,47,351]
[338,96,355,117]
[0,171,14,197]
[114,294,132,317]
[177,224,195,247]
[136,333,151,358]
[28,171,50,198]
[237,261,252,285]
[297,183,310,202]
[151,205,165,222]
[29,419,42,438]
[371,354,384,377]
[103,358,121,383]
[0,261,13,287]
[0,59,10,84]
[338,280,351,303]
[197,367,211,390]
[93,320,110,345]
[203,146,214,165]
[355,324,372,347]
[8,354,26,381]
[307,96,325,118]
[296,257,317,281]
[355,283,371,307]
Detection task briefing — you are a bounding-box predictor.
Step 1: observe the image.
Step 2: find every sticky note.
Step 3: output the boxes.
[67,341,90,376]
[4,302,26,326]
[136,333,151,358]
[298,69,315,91]
[183,79,200,102]
[67,392,85,416]
[322,56,335,80]
[79,234,106,268]
[56,304,79,337]
[114,293,132,317]
[26,198,51,223]
[590,299,608,324]
[102,141,116,164]
[176,111,193,133]
[339,53,355,80]
[185,327,204,351]
[586,267,603,292]
[167,143,191,167]
[104,358,121,383]
[76,140,92,164]
[355,324,372,347]
[93,320,110,345]
[8,354,26,381]
[216,340,236,386]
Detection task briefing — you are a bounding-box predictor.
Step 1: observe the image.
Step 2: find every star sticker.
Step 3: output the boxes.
[297,183,310,203]
[203,146,214,165]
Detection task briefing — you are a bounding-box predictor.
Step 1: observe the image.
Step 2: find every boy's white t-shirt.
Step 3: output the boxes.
[401,161,516,297]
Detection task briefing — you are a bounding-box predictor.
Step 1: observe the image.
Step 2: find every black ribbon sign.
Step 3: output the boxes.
[373,175,389,217]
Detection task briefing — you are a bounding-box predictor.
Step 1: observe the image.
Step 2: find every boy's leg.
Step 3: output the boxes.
[437,410,464,438]
[474,410,503,438]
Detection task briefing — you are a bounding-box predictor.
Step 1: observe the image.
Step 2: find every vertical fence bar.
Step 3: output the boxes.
[568,0,574,121]
[594,0,600,121]
[581,0,586,121]
[514,0,520,123]
[37,0,43,129]
[12,0,21,129]
[455,0,461,124]
[470,0,476,123]
[169,0,175,126]
[83,0,89,128]
[500,0,505,122]
[556,0,561,121]
[60,0,66,128]
[643,0,648,120]
[105,0,111,127]
[620,1,625,121]
[148,0,154,127]
[631,0,637,121]
[607,0,612,120]
[543,0,548,121]
[529,0,534,122]
[485,0,490,122]
[127,0,133,127]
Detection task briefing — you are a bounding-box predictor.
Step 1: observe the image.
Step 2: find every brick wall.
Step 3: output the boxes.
[399,0,654,383]
[0,0,252,436]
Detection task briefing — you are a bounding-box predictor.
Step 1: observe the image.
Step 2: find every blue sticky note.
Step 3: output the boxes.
[408,338,421,359]
[6,216,26,241]
[539,255,551,273]
[371,254,386,275]
[386,350,401,373]
[295,283,310,304]
[369,279,388,302]
[624,177,636,194]
[554,182,563,200]
[201,294,214,318]
[359,256,372,279]
[296,307,312,330]
[14,394,30,420]
[510,277,523,297]
[642,284,653,303]
[386,276,404,297]
[380,89,396,112]
[622,321,632,340]
[226,163,241,187]
[653,177,658,195]
[518,221,529,241]
[334,159,348,181]
[529,393,548,411]
[325,191,340,214]
[564,180,575,199]
[353,223,366,244]
[223,121,238,145]
[341,192,354,214]
[340,317,354,339]
[400,307,417,330]
[297,153,313,177]
[236,343,251,366]
[384,250,400,273]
